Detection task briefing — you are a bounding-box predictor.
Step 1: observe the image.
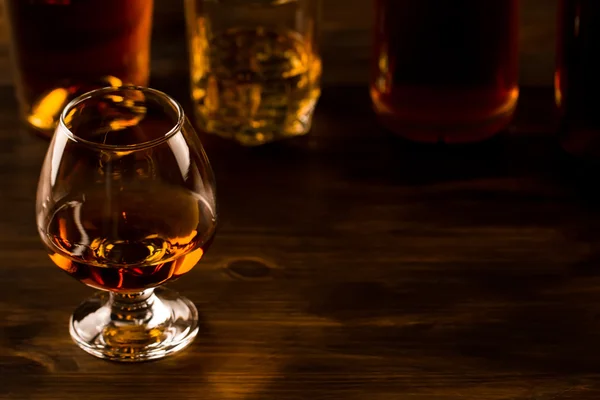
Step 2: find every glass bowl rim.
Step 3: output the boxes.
[58,85,185,151]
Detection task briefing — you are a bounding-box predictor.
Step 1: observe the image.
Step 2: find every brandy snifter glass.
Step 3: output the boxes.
[36,86,217,362]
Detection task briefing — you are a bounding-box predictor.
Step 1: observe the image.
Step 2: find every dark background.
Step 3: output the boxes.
[0,0,559,87]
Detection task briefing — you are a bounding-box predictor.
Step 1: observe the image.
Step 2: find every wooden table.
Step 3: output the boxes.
[3,83,600,399]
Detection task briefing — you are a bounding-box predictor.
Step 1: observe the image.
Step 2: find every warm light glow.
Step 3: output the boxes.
[174,247,204,275]
[27,88,69,131]
[102,75,123,88]
[106,95,125,103]
[172,230,198,247]
[375,43,391,94]
[58,218,67,240]
[554,71,563,108]
[378,49,389,73]
[48,253,74,273]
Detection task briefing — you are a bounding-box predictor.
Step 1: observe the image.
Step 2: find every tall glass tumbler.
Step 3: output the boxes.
[5,0,153,138]
[556,0,600,160]
[185,0,322,146]
[371,0,519,143]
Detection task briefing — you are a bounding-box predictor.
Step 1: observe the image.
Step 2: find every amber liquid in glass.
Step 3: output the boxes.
[556,0,600,159]
[41,185,216,292]
[371,0,519,143]
[5,0,153,137]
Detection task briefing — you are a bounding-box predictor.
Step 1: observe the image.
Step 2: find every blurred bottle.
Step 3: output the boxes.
[5,0,153,138]
[556,0,600,159]
[0,1,11,85]
[370,0,519,143]
[185,0,321,147]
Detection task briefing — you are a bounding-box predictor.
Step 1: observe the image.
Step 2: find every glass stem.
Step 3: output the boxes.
[108,289,157,326]
[104,289,173,347]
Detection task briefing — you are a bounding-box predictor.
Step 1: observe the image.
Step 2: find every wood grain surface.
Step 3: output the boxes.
[3,80,600,399]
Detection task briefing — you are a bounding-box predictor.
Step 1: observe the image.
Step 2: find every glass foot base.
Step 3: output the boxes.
[69,287,199,362]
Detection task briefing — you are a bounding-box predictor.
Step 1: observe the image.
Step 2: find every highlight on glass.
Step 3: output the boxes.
[36,86,217,362]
